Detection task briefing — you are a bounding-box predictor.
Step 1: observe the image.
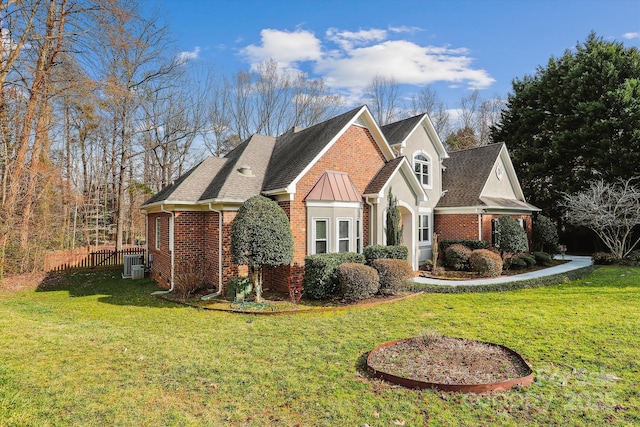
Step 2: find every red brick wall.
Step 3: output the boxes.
[434,214,480,241]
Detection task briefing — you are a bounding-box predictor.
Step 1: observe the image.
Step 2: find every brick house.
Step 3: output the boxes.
[141,106,538,293]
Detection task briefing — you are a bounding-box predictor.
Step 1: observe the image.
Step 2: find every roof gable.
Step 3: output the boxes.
[364,156,428,202]
[382,113,449,159]
[263,105,395,194]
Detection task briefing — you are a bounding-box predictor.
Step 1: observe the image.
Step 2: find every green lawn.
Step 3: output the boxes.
[0,267,638,426]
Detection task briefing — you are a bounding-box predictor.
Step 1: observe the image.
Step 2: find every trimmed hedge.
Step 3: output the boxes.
[469,249,503,277]
[591,252,619,265]
[303,252,366,300]
[439,239,490,253]
[444,244,473,271]
[336,263,380,302]
[363,245,409,265]
[372,258,414,295]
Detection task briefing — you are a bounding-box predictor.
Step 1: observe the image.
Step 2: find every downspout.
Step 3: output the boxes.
[151,205,175,295]
[201,203,223,300]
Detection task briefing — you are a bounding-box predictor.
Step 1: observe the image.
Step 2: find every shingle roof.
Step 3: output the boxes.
[437,143,504,208]
[381,114,426,146]
[305,170,362,202]
[262,106,364,192]
[142,156,228,206]
[364,156,404,195]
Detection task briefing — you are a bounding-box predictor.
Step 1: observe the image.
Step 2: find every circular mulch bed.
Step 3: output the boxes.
[367,335,533,393]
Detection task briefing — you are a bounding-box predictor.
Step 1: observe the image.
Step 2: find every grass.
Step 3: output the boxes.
[0,267,638,426]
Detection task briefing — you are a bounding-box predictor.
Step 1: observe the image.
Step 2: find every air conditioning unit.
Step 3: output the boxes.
[131,264,145,280]
[123,254,143,278]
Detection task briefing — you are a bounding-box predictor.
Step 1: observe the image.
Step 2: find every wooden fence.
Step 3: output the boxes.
[45,247,146,272]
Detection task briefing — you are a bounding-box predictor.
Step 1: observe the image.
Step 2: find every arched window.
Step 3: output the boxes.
[414,153,430,187]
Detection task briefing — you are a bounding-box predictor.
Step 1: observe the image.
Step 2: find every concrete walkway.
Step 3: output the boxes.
[413,255,593,286]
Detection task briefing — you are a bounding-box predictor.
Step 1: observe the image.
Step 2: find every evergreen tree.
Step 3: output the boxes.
[491,33,640,223]
[385,189,403,246]
[231,195,293,302]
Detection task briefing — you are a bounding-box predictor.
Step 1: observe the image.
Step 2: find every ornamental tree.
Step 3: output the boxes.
[386,188,403,246]
[533,214,559,253]
[562,178,640,259]
[231,195,293,302]
[491,33,640,223]
[496,216,529,254]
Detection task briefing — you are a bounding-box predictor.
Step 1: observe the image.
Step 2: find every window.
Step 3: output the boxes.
[418,214,430,244]
[356,219,361,253]
[314,219,328,254]
[492,218,500,247]
[518,218,527,232]
[337,219,351,252]
[414,153,430,186]
[155,218,161,250]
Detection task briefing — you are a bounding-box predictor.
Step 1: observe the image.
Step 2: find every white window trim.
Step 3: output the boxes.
[412,150,433,189]
[336,217,352,253]
[311,217,331,255]
[356,218,362,254]
[418,213,431,246]
[155,218,161,250]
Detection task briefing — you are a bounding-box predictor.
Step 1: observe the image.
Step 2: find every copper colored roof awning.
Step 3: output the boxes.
[305,170,362,202]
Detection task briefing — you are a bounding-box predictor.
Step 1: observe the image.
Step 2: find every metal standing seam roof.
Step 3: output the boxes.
[305,170,362,202]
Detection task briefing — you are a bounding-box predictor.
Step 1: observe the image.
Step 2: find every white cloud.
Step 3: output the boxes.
[622,32,640,40]
[176,46,201,65]
[238,26,495,103]
[241,29,323,69]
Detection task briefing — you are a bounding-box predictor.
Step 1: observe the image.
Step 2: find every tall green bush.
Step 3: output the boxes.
[533,214,559,253]
[386,189,403,246]
[231,195,293,302]
[496,216,529,253]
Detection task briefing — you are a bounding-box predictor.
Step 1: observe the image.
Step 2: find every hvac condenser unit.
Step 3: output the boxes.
[123,254,143,278]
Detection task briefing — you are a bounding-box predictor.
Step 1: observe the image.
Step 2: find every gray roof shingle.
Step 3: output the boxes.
[437,143,504,208]
[381,114,426,146]
[364,156,404,195]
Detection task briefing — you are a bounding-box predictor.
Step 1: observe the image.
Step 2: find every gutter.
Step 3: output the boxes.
[151,205,175,295]
[201,203,224,300]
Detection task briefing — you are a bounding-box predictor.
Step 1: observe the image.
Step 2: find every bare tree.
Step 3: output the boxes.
[562,178,640,259]
[409,86,451,139]
[365,74,400,126]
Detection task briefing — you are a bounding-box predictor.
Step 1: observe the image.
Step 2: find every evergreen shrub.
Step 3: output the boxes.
[469,249,503,277]
[372,258,414,295]
[445,243,473,271]
[363,245,409,265]
[533,251,553,266]
[336,263,380,302]
[303,253,365,300]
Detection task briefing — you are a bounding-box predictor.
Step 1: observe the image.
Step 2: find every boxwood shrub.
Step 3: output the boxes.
[444,243,473,271]
[372,258,414,295]
[469,249,503,277]
[533,251,553,266]
[336,263,380,302]
[303,252,366,300]
[439,239,489,252]
[363,245,409,265]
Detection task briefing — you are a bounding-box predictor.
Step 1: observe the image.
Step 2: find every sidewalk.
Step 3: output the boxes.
[413,255,593,286]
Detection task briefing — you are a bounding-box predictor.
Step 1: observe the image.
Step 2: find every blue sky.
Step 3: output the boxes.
[154,0,640,109]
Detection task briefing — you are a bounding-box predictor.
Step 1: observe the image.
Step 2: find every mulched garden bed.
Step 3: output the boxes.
[367,334,534,393]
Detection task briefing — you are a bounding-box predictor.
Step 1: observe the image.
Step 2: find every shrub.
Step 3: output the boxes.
[226,277,251,301]
[444,244,473,271]
[336,263,380,302]
[497,216,529,253]
[363,245,409,265]
[533,251,553,266]
[173,271,205,299]
[372,258,414,295]
[625,251,640,266]
[439,239,490,252]
[591,252,618,265]
[469,249,503,277]
[509,257,528,270]
[519,254,537,267]
[533,214,559,253]
[303,252,366,300]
